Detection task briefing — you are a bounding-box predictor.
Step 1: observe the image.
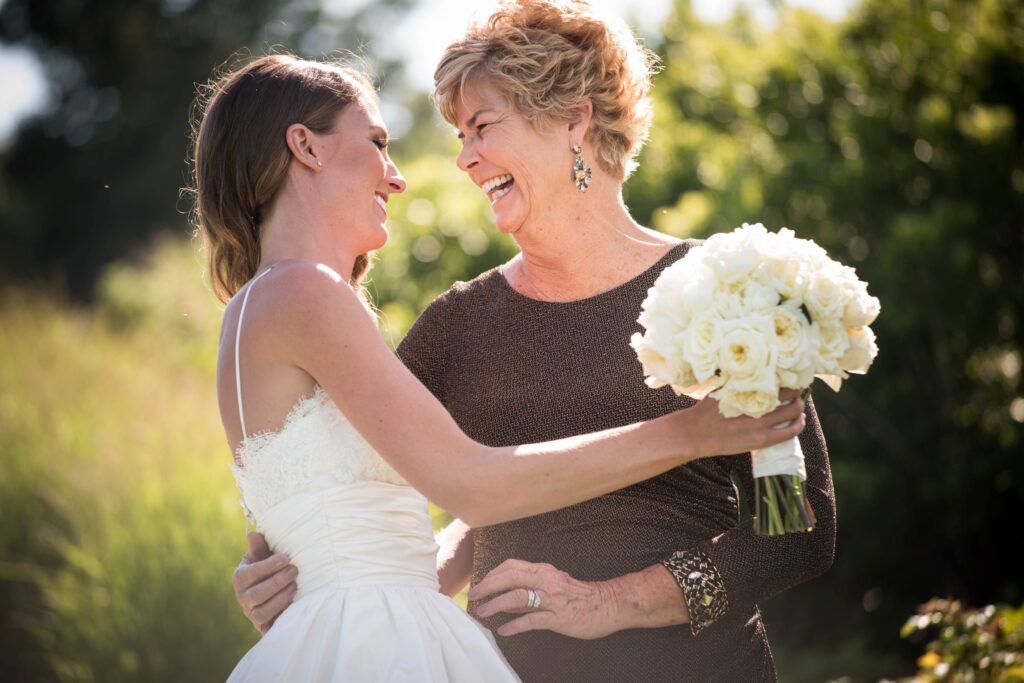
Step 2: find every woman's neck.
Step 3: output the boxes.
[504,190,679,302]
[257,195,355,281]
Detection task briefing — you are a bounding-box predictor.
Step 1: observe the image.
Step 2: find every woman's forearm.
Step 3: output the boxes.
[408,399,804,527]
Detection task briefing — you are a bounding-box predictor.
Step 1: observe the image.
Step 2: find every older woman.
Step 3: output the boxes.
[234,1,835,680]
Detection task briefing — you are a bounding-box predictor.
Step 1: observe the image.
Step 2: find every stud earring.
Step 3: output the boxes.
[571,144,592,192]
[316,159,323,168]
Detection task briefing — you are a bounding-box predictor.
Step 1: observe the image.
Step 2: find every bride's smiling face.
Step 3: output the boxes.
[315,93,406,253]
[453,83,571,236]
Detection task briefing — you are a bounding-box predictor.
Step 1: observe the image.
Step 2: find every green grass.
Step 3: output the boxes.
[0,237,463,681]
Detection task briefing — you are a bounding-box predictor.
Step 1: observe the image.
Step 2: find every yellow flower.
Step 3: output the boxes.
[917,651,941,670]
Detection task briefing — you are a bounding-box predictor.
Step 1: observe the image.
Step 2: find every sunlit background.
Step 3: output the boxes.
[1,0,1021,681]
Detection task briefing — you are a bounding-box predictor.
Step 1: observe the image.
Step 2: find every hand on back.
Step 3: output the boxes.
[232,532,298,634]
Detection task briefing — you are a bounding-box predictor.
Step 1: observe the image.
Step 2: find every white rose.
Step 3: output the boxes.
[773,302,819,389]
[630,332,699,391]
[804,271,845,324]
[717,315,777,382]
[838,325,878,374]
[705,230,764,284]
[816,322,851,375]
[740,276,782,314]
[679,266,720,316]
[714,284,745,319]
[842,289,881,328]
[681,312,723,382]
[756,253,808,300]
[638,288,688,339]
[715,385,779,418]
[631,332,670,388]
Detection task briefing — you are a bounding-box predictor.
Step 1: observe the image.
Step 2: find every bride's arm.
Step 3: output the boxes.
[275,263,805,527]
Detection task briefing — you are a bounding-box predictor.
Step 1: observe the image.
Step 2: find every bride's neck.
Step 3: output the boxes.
[257,197,355,280]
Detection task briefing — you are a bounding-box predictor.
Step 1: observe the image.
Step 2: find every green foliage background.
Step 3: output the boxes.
[0,0,1021,680]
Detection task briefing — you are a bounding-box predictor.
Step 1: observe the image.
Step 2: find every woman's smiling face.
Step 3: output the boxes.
[315,93,406,253]
[453,83,572,236]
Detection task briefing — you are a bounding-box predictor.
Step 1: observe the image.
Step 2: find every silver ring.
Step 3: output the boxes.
[526,588,541,610]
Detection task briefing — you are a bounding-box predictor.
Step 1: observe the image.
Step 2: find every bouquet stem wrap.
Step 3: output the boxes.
[751,436,816,535]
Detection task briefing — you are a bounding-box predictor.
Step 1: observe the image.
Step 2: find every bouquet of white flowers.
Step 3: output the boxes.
[631,223,880,535]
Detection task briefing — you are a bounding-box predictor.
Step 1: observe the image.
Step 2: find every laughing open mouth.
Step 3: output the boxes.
[482,174,514,203]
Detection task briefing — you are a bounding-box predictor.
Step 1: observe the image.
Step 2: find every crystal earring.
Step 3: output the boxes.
[316,159,323,168]
[571,144,592,192]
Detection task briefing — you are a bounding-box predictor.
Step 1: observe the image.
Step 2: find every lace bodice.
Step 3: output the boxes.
[230,385,407,525]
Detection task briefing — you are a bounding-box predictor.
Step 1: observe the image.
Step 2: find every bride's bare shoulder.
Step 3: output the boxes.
[251,261,358,313]
[221,260,364,346]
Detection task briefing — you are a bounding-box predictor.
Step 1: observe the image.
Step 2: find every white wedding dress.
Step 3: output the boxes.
[226,269,520,682]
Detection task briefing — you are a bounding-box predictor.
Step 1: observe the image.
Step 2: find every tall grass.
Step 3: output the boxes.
[0,236,459,681]
[1,238,254,681]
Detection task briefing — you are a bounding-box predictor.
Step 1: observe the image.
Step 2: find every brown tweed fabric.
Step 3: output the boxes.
[396,241,836,682]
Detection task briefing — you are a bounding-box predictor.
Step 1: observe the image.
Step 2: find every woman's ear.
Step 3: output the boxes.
[285,123,322,173]
[567,99,594,147]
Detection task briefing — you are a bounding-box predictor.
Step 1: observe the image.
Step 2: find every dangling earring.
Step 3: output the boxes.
[571,144,592,192]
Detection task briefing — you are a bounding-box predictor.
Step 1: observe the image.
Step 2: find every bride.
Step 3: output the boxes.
[189,54,806,682]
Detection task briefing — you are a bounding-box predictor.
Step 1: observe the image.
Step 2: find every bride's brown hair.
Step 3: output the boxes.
[188,54,376,303]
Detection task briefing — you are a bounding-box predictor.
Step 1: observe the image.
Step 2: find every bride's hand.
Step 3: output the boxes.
[676,389,806,461]
[232,532,298,634]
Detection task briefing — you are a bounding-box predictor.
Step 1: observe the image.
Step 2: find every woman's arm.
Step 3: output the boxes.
[272,263,806,527]
[471,397,834,638]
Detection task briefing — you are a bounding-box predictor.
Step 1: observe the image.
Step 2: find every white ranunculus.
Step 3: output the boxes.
[717,315,777,382]
[838,325,878,374]
[805,270,846,324]
[682,312,724,382]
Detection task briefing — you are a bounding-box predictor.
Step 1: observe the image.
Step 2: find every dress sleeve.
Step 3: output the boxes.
[661,394,837,636]
[395,290,454,404]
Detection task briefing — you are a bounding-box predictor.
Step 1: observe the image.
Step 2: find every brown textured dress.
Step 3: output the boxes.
[396,241,836,682]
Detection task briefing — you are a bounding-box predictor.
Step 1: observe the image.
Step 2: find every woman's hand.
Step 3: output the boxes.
[676,389,806,461]
[470,559,621,640]
[232,532,297,634]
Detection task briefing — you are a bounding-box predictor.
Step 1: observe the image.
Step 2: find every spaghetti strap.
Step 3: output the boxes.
[235,267,275,440]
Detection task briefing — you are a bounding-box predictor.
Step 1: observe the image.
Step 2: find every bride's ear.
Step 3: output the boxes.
[285,123,323,173]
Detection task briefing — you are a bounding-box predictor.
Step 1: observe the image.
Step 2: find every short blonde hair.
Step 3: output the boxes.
[434,0,660,181]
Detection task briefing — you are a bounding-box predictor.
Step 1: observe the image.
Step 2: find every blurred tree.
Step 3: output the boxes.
[0,0,412,299]
[625,0,1023,678]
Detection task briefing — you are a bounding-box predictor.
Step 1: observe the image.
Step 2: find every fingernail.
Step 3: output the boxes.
[496,626,509,637]
[273,554,289,567]
[468,587,479,599]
